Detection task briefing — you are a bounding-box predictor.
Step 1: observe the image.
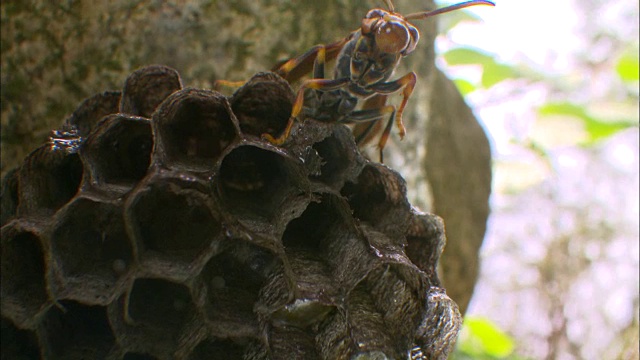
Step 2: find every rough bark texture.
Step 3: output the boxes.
[1,0,490,316]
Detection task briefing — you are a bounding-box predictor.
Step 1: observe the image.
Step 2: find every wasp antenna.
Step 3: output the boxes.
[405,0,495,20]
[383,0,395,12]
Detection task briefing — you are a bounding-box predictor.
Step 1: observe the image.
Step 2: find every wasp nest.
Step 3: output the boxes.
[1,65,461,360]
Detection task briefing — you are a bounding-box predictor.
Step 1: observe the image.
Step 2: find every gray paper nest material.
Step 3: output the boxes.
[1,65,461,360]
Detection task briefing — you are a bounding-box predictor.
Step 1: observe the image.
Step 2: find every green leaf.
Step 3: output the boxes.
[482,63,517,88]
[453,78,477,95]
[443,47,495,67]
[443,48,517,87]
[463,317,515,357]
[538,102,637,145]
[615,53,640,82]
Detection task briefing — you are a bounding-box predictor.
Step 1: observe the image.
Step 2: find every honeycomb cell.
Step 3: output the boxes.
[315,310,352,360]
[153,88,239,170]
[120,65,183,118]
[309,125,364,188]
[405,212,446,286]
[198,240,281,336]
[1,317,40,360]
[111,278,202,358]
[341,163,411,241]
[281,193,354,254]
[188,337,248,360]
[49,196,134,305]
[1,167,20,226]
[217,144,307,221]
[125,176,221,277]
[17,144,83,217]
[229,72,294,138]
[67,91,122,138]
[39,300,116,360]
[0,221,50,328]
[80,114,153,190]
[270,249,337,329]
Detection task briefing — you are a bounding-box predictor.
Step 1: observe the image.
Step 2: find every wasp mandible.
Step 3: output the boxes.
[265,0,495,161]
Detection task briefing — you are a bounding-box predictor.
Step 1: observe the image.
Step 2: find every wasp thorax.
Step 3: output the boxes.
[376,22,410,54]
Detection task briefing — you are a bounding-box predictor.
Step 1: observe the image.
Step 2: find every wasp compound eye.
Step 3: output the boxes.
[376,21,410,54]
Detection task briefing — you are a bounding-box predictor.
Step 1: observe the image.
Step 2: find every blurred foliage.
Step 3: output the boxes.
[451,316,528,360]
[442,44,638,146]
[538,102,637,145]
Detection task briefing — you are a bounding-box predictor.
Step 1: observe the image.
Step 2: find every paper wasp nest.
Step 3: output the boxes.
[1,65,461,360]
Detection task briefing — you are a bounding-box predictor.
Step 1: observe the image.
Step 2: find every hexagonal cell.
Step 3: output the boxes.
[110,278,202,357]
[17,144,83,216]
[0,221,50,328]
[229,72,294,138]
[270,249,337,329]
[1,317,40,360]
[198,240,282,336]
[49,196,134,305]
[125,177,221,277]
[309,125,364,188]
[67,91,122,138]
[282,194,352,253]
[38,300,116,359]
[1,167,20,226]
[120,65,183,118]
[405,212,446,286]
[217,144,307,221]
[80,114,153,190]
[341,163,412,241]
[152,88,239,170]
[188,337,249,360]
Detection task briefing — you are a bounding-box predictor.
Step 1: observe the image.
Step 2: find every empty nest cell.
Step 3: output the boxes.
[38,300,116,359]
[217,144,305,221]
[49,197,133,305]
[80,114,153,189]
[1,317,40,359]
[120,65,183,118]
[229,72,294,138]
[110,277,201,358]
[17,144,83,216]
[125,178,221,273]
[198,240,281,336]
[153,88,239,170]
[342,163,412,240]
[0,221,50,328]
[67,91,122,138]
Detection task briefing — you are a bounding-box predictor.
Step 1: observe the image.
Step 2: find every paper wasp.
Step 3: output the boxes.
[265,0,494,161]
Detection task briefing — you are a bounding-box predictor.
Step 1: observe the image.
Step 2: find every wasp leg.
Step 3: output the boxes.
[366,72,417,140]
[262,77,352,145]
[274,36,352,82]
[342,104,396,163]
[212,79,246,92]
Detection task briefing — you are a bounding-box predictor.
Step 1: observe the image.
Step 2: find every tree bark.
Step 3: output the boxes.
[1,0,491,315]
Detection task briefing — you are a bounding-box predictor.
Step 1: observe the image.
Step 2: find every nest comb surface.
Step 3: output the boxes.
[1,65,461,360]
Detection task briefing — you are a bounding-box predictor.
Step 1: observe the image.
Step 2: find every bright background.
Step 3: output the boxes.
[432,0,639,358]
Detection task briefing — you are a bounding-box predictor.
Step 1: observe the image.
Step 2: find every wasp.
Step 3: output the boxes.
[264,0,495,161]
